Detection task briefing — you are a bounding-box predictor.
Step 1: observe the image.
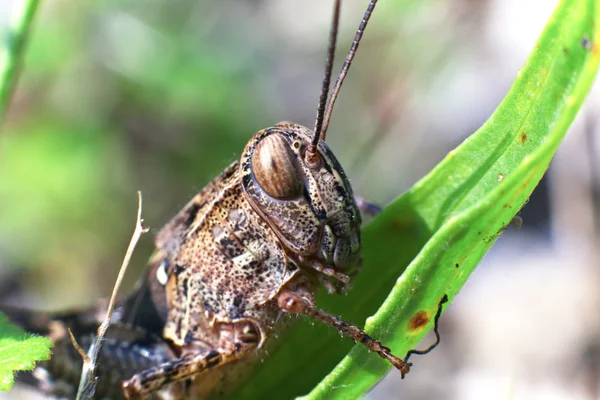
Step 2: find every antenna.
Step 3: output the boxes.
[307,0,341,165]
[321,0,377,141]
[404,294,449,362]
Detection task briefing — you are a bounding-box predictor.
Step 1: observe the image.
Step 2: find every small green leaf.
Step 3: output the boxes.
[0,313,53,391]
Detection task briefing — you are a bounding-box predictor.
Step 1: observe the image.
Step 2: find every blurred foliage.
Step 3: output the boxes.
[0,0,40,124]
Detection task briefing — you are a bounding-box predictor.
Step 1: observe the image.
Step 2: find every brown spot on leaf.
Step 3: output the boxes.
[409,311,430,330]
[455,263,459,268]
[581,36,592,50]
[520,177,532,191]
[562,47,569,54]
[519,132,527,143]
[390,217,411,230]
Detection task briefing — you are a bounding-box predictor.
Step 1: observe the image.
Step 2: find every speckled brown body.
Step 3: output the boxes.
[7,113,417,399]
[158,161,298,343]
[6,121,365,400]
[8,2,421,397]
[117,122,363,398]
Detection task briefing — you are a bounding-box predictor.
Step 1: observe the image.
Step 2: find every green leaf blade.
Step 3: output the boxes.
[300,0,600,398]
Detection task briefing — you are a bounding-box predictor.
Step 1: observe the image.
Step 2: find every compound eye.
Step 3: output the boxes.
[252,134,303,199]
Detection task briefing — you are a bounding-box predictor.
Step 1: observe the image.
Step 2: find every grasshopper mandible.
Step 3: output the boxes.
[4,0,441,398]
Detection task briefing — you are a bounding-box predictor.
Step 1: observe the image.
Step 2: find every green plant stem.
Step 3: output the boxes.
[0,0,41,126]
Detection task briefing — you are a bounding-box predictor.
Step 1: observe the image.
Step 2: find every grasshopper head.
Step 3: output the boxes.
[240,122,361,273]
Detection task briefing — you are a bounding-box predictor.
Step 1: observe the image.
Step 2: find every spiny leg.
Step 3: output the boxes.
[121,344,254,399]
[355,195,382,218]
[312,263,350,284]
[303,258,351,285]
[277,290,411,377]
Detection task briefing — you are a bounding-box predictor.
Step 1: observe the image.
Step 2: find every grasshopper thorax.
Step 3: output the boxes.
[240,121,361,272]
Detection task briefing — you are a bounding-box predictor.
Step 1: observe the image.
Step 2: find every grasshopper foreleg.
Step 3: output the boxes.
[277,289,411,378]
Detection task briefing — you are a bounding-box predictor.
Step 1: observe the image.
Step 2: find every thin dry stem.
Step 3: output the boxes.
[67,328,90,364]
[74,191,149,400]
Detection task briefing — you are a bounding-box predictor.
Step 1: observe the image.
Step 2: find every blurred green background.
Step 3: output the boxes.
[1,0,475,306]
[2,0,600,399]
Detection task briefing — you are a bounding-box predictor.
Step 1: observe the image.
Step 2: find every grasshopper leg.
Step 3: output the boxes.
[277,289,411,377]
[121,342,256,399]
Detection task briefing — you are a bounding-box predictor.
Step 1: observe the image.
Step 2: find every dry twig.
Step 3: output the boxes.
[68,191,149,400]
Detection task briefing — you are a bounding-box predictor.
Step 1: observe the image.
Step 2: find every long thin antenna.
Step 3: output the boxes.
[404,294,448,362]
[307,0,341,164]
[321,0,377,141]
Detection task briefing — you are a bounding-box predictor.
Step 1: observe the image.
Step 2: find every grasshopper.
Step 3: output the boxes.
[3,0,442,398]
